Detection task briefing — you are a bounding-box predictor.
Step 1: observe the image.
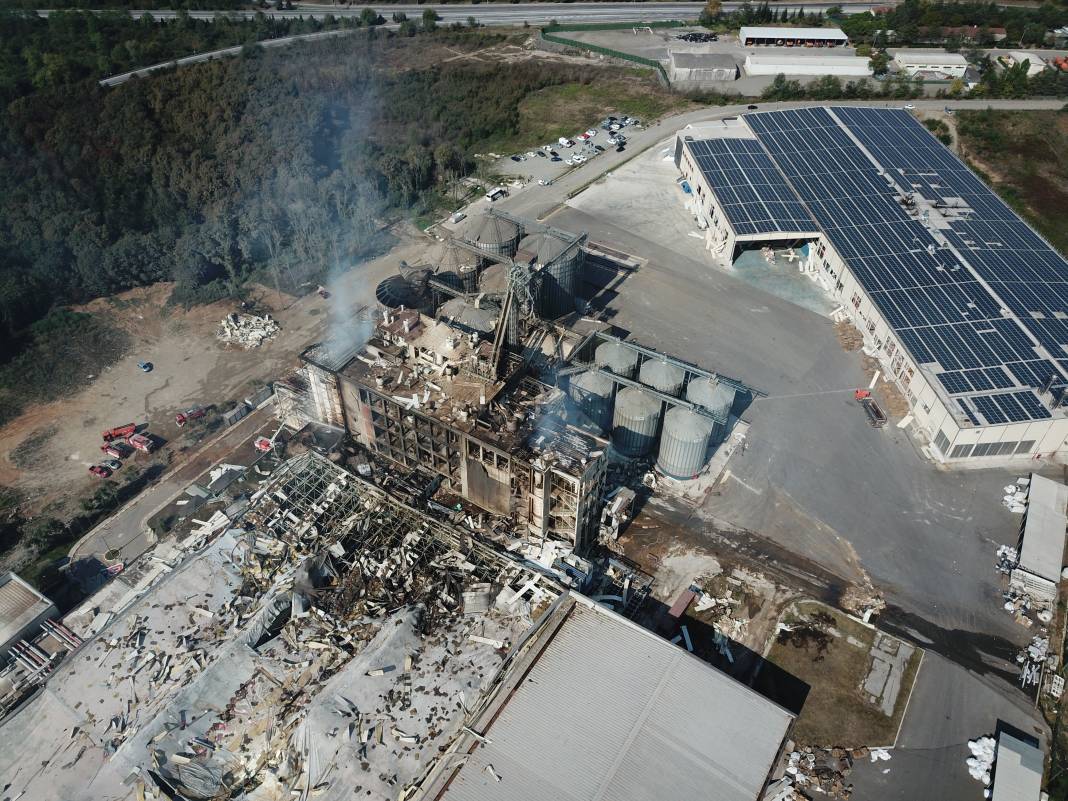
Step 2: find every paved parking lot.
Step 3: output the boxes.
[495,116,642,185]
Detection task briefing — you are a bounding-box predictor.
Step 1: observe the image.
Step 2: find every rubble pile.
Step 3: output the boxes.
[995,544,1019,575]
[776,745,857,799]
[69,453,558,801]
[966,736,996,786]
[218,312,280,349]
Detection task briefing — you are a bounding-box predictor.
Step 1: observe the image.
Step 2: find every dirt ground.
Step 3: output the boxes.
[0,227,434,521]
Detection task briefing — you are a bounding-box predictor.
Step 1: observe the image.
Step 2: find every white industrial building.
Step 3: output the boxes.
[892,50,969,78]
[744,52,872,76]
[1005,51,1047,76]
[1010,474,1068,605]
[676,107,1068,464]
[739,26,849,47]
[0,572,57,660]
[991,731,1044,801]
[413,593,795,801]
[669,51,739,82]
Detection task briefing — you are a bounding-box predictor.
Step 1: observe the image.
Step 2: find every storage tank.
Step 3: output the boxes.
[612,387,661,457]
[657,407,714,479]
[517,233,584,319]
[595,341,638,379]
[438,243,482,293]
[639,359,685,396]
[478,263,510,295]
[438,297,499,336]
[569,370,615,432]
[469,214,522,257]
[376,275,432,314]
[686,377,736,442]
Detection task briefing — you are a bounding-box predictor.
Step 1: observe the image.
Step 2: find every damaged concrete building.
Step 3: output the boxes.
[295,212,751,556]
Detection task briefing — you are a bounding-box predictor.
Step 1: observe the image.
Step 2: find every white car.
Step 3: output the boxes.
[526,151,537,159]
[558,137,573,147]
[542,144,553,151]
[610,123,622,132]
[573,154,586,164]
[606,136,619,146]
[904,104,916,110]
[565,157,574,166]
[585,129,597,138]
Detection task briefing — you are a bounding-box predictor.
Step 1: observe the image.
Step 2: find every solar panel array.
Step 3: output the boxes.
[685,137,816,237]
[725,106,1068,427]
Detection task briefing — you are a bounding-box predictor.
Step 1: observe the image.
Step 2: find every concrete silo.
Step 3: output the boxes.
[639,359,685,397]
[595,341,639,379]
[612,387,661,457]
[438,297,499,337]
[469,214,522,258]
[569,370,616,432]
[657,407,714,479]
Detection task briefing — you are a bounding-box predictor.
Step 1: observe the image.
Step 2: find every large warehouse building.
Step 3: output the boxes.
[744,52,871,76]
[892,50,969,78]
[676,107,1068,464]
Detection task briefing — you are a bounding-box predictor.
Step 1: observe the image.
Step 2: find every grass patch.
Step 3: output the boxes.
[955,109,1068,256]
[482,76,690,153]
[767,600,921,747]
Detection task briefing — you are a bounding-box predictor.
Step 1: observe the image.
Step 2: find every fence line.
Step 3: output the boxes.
[541,20,692,87]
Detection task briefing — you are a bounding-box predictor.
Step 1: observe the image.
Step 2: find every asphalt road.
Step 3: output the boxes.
[68,406,271,563]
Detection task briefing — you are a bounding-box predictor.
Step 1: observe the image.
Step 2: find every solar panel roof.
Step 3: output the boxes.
[687,106,1068,427]
[685,137,816,237]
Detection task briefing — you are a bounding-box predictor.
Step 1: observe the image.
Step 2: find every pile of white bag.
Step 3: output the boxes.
[1002,478,1030,514]
[966,736,995,787]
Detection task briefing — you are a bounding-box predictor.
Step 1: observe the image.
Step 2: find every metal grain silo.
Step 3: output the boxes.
[612,387,661,457]
[595,341,638,379]
[438,242,482,293]
[639,359,685,396]
[569,370,615,432]
[517,233,584,319]
[469,214,522,257]
[686,377,736,442]
[376,276,432,314]
[657,407,714,479]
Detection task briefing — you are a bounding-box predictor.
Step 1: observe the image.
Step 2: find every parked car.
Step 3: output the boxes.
[610,123,622,131]
[944,106,955,115]
[89,465,112,479]
[584,129,597,138]
[535,150,547,158]
[542,144,554,151]
[565,157,574,166]
[903,103,916,110]
[594,144,605,152]
[102,459,122,471]
[573,154,586,164]
[577,133,590,142]
[747,104,758,110]
[607,136,619,146]
[616,144,625,152]
[137,361,152,373]
[558,137,574,148]
[526,151,537,159]
[551,156,562,162]
[510,155,522,162]
[549,150,559,157]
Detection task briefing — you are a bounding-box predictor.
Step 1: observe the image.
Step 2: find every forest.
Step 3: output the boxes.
[0,23,596,372]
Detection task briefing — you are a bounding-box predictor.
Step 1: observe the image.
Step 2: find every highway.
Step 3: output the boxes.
[44,3,894,24]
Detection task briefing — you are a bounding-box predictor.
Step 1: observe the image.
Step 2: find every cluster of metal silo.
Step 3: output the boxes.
[569,370,616,432]
[686,377,736,442]
[657,407,715,479]
[469,214,522,258]
[595,341,639,379]
[612,387,661,457]
[375,273,434,314]
[639,359,685,397]
[516,233,585,319]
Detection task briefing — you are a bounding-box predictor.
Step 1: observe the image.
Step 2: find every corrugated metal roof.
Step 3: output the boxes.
[991,732,1043,801]
[438,599,792,801]
[670,53,738,69]
[739,26,848,39]
[1019,474,1068,582]
[0,573,54,650]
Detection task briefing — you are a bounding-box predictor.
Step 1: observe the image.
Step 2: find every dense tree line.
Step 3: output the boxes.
[836,0,1068,48]
[0,30,587,347]
[0,9,383,103]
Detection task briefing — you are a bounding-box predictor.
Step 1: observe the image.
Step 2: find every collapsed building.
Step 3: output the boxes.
[294,211,752,557]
